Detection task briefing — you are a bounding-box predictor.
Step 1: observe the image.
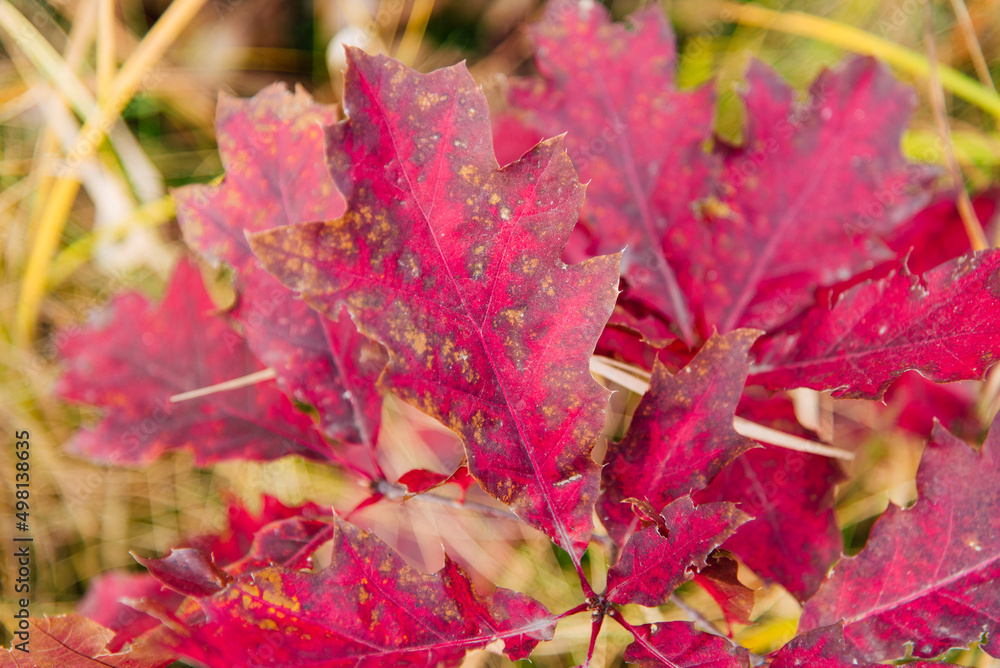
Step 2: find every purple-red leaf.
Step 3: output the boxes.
[76,572,181,653]
[694,396,844,602]
[249,49,619,558]
[0,614,174,668]
[174,83,385,453]
[621,621,750,668]
[698,56,931,335]
[599,330,759,546]
[134,548,231,598]
[508,2,931,341]
[692,553,755,635]
[605,497,749,607]
[507,1,714,343]
[769,623,947,668]
[751,251,1000,399]
[155,517,556,667]
[800,416,1000,659]
[56,260,334,465]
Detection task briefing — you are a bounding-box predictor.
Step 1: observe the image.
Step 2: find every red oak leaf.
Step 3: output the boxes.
[800,416,1000,660]
[750,251,1000,399]
[506,1,715,344]
[398,466,476,501]
[78,495,328,652]
[621,621,750,668]
[187,493,331,565]
[883,371,980,439]
[605,497,749,607]
[769,623,950,668]
[154,518,556,667]
[56,260,334,465]
[692,553,755,636]
[508,2,931,342]
[695,396,844,602]
[174,83,385,457]
[697,57,931,335]
[599,330,759,546]
[883,190,998,276]
[0,614,174,668]
[77,572,181,653]
[249,49,619,558]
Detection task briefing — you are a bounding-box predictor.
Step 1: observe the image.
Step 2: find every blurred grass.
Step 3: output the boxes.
[1,0,1000,666]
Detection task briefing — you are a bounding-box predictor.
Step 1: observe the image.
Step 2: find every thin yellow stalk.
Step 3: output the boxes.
[588,356,854,460]
[395,0,433,67]
[13,0,209,346]
[169,369,277,403]
[706,0,1000,121]
[924,2,988,251]
[948,0,995,93]
[97,0,116,102]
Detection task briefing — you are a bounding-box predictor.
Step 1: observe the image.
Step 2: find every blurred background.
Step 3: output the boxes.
[2,0,1000,665]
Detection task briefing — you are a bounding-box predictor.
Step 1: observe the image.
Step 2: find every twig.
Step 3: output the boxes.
[589,356,855,461]
[924,0,989,252]
[168,369,277,403]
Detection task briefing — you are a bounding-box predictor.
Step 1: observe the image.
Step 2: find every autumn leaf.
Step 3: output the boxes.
[695,396,844,602]
[153,518,556,667]
[174,84,385,454]
[0,614,174,668]
[750,251,1000,399]
[692,554,755,636]
[56,260,334,465]
[621,621,750,668]
[697,56,932,335]
[76,572,181,653]
[769,624,947,668]
[507,2,931,343]
[800,416,1000,659]
[249,49,619,559]
[599,330,759,546]
[506,1,713,343]
[604,496,749,607]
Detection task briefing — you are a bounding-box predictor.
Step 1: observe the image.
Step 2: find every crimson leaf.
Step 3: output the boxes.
[153,517,556,667]
[174,83,385,453]
[800,416,1000,659]
[249,49,619,559]
[56,260,334,465]
[751,251,1000,399]
[599,330,759,546]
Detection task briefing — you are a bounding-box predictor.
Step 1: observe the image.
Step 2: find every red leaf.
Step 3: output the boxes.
[134,548,231,598]
[76,572,181,653]
[769,623,948,668]
[692,553,755,635]
[0,614,174,668]
[174,84,385,453]
[883,190,998,276]
[605,497,749,607]
[188,493,331,566]
[750,251,1000,399]
[508,3,931,341]
[698,57,931,335]
[398,466,476,500]
[883,371,980,439]
[599,330,759,546]
[56,260,334,465]
[249,49,619,558]
[621,621,750,668]
[507,1,714,343]
[156,517,556,667]
[695,396,844,602]
[800,416,1000,659]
